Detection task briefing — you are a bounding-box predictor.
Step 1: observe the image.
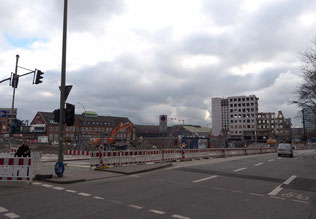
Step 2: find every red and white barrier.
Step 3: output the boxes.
[90,147,277,168]
[0,157,32,184]
[66,150,90,156]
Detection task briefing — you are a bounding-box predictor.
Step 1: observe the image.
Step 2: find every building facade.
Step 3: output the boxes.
[211,98,229,136]
[212,95,258,140]
[30,111,134,143]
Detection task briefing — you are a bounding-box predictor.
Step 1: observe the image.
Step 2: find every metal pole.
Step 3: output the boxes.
[9,54,19,150]
[302,109,306,145]
[58,0,68,165]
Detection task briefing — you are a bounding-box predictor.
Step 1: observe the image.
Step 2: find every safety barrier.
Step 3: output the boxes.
[91,147,277,168]
[0,157,32,184]
[66,150,90,156]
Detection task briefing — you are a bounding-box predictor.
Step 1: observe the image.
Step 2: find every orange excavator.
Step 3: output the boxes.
[92,122,134,149]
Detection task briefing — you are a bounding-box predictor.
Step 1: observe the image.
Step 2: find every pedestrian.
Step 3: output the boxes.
[15,141,31,157]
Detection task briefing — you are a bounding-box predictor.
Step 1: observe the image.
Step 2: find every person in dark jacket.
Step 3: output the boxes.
[15,141,31,157]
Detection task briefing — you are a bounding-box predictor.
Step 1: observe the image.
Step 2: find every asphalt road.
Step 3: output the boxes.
[1,150,316,219]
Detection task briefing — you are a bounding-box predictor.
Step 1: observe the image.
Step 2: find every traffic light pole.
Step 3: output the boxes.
[8,55,19,150]
[58,0,68,167]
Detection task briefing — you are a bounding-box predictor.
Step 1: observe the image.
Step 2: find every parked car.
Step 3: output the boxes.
[278,143,293,157]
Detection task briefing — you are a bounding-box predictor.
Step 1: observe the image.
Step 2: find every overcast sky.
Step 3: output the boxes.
[0,0,315,127]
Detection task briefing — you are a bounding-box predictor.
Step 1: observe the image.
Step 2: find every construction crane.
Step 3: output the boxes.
[104,122,134,149]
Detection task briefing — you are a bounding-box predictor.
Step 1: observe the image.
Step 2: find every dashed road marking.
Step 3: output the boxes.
[65,190,77,193]
[172,214,191,219]
[4,212,20,218]
[78,192,91,197]
[41,184,53,188]
[254,162,263,166]
[128,204,143,209]
[94,196,104,200]
[0,207,8,213]
[193,175,218,183]
[292,200,309,204]
[52,186,65,191]
[249,193,264,197]
[277,158,281,160]
[270,196,285,200]
[231,190,243,193]
[268,159,274,162]
[32,182,42,185]
[149,209,166,215]
[233,167,247,172]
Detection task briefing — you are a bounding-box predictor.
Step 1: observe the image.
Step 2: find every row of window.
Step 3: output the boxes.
[230,103,255,107]
[231,119,255,123]
[231,114,255,118]
[230,108,255,113]
[230,125,256,129]
[229,97,255,102]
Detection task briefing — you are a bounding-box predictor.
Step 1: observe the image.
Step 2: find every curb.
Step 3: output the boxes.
[95,163,172,175]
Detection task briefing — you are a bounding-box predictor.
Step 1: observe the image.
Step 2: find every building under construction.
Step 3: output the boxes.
[256,111,292,143]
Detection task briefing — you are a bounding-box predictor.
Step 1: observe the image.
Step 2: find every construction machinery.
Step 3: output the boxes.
[92,122,134,150]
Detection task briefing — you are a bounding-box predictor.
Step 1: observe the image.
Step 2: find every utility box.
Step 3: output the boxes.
[181,137,211,149]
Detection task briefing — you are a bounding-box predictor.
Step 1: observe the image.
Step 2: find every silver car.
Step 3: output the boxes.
[277,143,293,157]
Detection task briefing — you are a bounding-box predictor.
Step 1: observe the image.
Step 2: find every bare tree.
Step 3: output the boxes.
[295,37,316,122]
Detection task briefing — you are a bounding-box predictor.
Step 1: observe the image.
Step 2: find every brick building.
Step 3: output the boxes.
[30,111,134,143]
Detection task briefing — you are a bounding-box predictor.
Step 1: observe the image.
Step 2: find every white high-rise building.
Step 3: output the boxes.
[212,95,259,139]
[211,98,229,136]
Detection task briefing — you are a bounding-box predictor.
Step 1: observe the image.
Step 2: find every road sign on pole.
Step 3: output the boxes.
[0,111,7,118]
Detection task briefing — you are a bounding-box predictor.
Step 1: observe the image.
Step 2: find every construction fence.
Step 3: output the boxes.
[90,147,277,168]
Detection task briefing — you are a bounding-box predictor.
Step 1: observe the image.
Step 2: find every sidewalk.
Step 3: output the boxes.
[35,161,171,184]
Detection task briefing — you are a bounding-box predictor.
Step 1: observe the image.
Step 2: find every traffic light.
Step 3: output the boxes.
[65,103,75,126]
[53,109,60,123]
[34,70,44,84]
[11,74,19,88]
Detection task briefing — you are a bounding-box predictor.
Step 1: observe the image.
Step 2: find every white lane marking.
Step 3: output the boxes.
[292,200,309,204]
[41,184,53,188]
[233,167,247,172]
[172,214,191,219]
[65,190,77,193]
[128,204,143,209]
[231,190,243,193]
[283,175,297,185]
[277,158,281,160]
[52,187,65,191]
[0,207,8,213]
[268,185,283,196]
[270,196,285,200]
[94,196,104,200]
[249,193,264,197]
[268,159,274,162]
[213,187,225,191]
[254,162,263,166]
[32,182,42,185]
[78,192,91,197]
[268,175,297,196]
[4,213,20,218]
[149,209,166,215]
[193,175,218,183]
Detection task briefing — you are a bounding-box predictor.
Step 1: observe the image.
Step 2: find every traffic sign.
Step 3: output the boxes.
[54,162,65,177]
[0,111,7,118]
